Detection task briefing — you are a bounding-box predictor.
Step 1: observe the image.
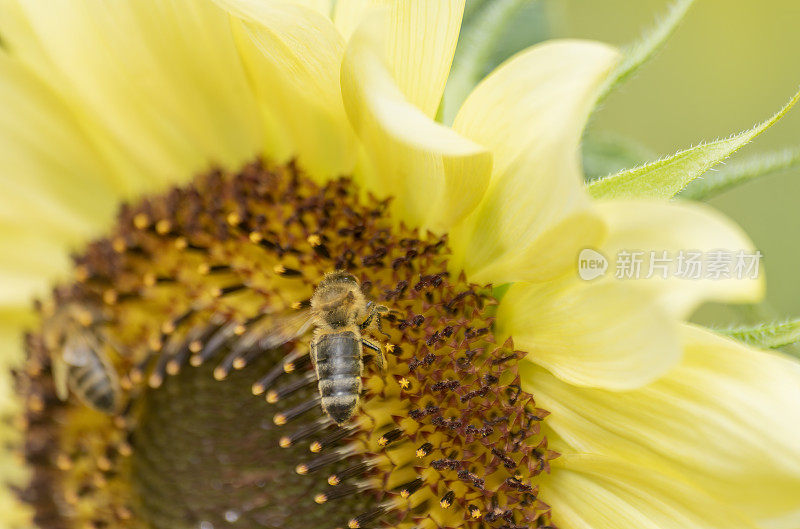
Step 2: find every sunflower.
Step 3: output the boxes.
[1,1,799,529]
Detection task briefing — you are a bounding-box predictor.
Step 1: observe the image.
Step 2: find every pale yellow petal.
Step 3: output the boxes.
[332,0,369,39]
[543,454,754,529]
[341,10,491,232]
[333,0,464,117]
[14,0,264,189]
[0,51,118,310]
[213,0,355,179]
[525,325,800,527]
[0,51,119,226]
[0,0,52,82]
[596,199,764,317]
[289,0,332,17]
[0,226,74,308]
[450,40,620,284]
[498,277,681,390]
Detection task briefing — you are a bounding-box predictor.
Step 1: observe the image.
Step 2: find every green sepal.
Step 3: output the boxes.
[679,147,800,200]
[718,318,800,352]
[596,0,695,104]
[587,89,800,199]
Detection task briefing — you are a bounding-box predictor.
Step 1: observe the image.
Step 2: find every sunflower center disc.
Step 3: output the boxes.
[22,161,557,529]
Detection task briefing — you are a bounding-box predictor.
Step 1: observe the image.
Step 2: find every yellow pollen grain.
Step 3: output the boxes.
[128,369,143,385]
[56,453,72,470]
[40,298,56,318]
[112,236,127,253]
[155,219,171,235]
[416,448,427,458]
[166,360,181,376]
[133,213,150,230]
[274,414,287,426]
[314,493,327,504]
[148,373,163,389]
[118,442,133,457]
[142,272,156,287]
[27,394,44,412]
[399,377,410,390]
[295,464,308,475]
[279,437,292,448]
[226,212,241,226]
[327,475,340,486]
[440,498,452,509]
[266,391,279,404]
[63,489,79,506]
[74,265,89,282]
[97,456,112,472]
[76,308,94,327]
[103,289,118,305]
[252,383,265,396]
[348,520,360,529]
[25,361,42,377]
[25,358,43,376]
[310,441,322,453]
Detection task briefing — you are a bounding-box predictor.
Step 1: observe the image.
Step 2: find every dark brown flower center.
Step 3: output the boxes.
[20,161,557,529]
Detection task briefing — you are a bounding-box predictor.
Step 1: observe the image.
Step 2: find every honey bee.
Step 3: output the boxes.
[242,271,390,424]
[47,306,121,414]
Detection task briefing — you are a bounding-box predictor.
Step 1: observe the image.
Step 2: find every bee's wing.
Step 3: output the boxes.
[235,308,314,353]
[61,333,94,367]
[50,353,69,401]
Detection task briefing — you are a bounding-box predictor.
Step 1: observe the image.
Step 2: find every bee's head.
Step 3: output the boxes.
[317,270,358,289]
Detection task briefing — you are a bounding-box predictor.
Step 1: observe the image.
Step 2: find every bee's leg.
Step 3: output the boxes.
[376,304,404,319]
[371,308,391,340]
[359,302,375,331]
[360,304,391,340]
[361,338,386,371]
[309,336,320,372]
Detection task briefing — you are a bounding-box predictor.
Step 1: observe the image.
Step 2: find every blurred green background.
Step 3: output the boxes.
[558,0,800,323]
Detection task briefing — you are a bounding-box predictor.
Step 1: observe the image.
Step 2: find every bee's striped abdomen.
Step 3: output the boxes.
[68,353,118,414]
[313,331,362,424]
